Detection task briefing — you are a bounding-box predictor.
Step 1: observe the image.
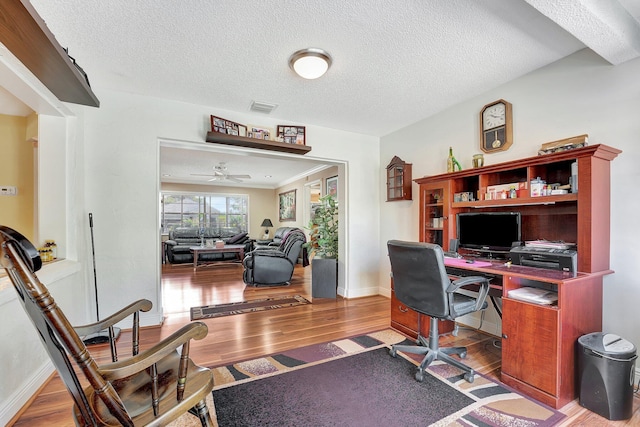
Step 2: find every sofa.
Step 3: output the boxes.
[164,227,254,264]
[254,227,300,250]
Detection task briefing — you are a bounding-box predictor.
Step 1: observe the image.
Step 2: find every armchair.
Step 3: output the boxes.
[243,228,307,286]
[0,226,214,426]
[387,240,489,383]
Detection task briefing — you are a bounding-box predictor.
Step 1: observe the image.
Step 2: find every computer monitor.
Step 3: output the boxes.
[456,211,521,256]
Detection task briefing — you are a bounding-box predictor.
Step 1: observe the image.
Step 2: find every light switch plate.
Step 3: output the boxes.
[0,186,17,196]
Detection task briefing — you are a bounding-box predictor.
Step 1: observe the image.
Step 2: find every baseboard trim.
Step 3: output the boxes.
[0,360,54,426]
[343,284,379,299]
[139,310,165,328]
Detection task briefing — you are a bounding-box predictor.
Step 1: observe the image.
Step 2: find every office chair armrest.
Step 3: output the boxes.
[448,276,490,311]
[98,321,209,380]
[74,299,153,336]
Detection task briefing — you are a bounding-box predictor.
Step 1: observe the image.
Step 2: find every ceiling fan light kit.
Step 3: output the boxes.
[191,162,251,183]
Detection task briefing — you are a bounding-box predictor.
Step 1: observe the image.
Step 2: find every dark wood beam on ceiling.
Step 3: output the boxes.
[0,0,100,107]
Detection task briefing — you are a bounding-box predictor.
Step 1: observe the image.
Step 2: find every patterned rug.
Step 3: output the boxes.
[190,295,309,320]
[170,329,565,426]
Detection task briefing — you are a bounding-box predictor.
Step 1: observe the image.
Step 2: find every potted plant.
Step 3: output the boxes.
[304,194,338,298]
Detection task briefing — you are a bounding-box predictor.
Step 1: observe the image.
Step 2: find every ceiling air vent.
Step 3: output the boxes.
[250,101,278,114]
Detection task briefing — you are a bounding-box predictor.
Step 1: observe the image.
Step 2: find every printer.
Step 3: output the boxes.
[509,246,577,273]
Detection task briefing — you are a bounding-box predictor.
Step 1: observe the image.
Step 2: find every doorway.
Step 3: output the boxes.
[157,139,348,311]
[303,179,322,232]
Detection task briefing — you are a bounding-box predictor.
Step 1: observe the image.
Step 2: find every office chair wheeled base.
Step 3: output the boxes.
[390,318,476,383]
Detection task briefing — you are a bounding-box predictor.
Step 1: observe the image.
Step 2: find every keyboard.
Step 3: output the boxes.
[444,258,492,268]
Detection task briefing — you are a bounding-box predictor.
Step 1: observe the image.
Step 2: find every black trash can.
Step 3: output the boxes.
[577,332,637,420]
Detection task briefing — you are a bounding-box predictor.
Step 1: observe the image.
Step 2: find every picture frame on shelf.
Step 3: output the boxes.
[326,175,338,199]
[279,189,296,221]
[277,125,306,145]
[248,125,273,140]
[210,115,243,136]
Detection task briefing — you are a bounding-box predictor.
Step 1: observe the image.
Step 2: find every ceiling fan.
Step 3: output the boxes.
[191,162,251,183]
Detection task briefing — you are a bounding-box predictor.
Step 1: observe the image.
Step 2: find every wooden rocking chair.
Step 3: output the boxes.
[0,226,214,426]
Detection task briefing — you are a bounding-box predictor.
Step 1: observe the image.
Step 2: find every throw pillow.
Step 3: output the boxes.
[226,232,248,244]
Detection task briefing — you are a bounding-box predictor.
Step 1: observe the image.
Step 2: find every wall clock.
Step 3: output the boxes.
[480,99,512,153]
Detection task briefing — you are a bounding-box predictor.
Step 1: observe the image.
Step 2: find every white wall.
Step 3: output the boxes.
[77,90,380,323]
[380,49,640,347]
[0,111,89,424]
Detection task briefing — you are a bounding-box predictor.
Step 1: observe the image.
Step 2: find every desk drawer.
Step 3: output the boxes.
[391,291,419,337]
[390,292,455,338]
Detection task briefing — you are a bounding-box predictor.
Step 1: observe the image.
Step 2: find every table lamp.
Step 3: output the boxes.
[261,218,273,239]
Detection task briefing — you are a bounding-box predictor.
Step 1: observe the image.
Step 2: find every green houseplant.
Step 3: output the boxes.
[304,194,338,298]
[305,194,338,259]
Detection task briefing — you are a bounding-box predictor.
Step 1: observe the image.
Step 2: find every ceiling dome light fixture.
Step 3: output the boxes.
[289,48,332,79]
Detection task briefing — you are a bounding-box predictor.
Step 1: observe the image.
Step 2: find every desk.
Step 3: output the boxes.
[391,259,608,409]
[189,245,245,270]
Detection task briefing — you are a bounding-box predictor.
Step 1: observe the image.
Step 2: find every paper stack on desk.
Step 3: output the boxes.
[525,240,576,250]
[507,287,558,305]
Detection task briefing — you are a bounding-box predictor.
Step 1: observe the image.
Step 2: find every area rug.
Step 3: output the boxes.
[171,330,565,426]
[190,295,310,320]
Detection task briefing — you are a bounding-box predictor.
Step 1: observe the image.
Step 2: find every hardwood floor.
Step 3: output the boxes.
[10,263,640,425]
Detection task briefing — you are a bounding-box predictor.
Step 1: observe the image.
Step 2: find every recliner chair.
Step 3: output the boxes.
[387,240,489,383]
[253,226,299,250]
[243,229,307,286]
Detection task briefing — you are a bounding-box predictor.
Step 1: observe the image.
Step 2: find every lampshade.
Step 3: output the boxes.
[261,218,273,228]
[289,48,332,79]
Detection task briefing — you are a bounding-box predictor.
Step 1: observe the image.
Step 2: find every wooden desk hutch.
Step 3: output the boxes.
[390,144,621,409]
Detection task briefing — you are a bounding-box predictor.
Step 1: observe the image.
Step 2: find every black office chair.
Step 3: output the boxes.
[387,240,490,383]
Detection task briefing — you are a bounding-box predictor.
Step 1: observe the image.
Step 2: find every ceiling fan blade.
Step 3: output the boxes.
[193,163,250,183]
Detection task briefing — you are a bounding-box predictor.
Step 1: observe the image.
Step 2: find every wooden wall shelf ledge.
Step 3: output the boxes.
[0,1,100,107]
[206,132,312,155]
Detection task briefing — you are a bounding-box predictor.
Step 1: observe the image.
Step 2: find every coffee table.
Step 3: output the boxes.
[189,245,246,270]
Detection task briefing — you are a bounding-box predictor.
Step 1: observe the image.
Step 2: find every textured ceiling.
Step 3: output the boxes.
[25,0,583,137]
[10,1,640,187]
